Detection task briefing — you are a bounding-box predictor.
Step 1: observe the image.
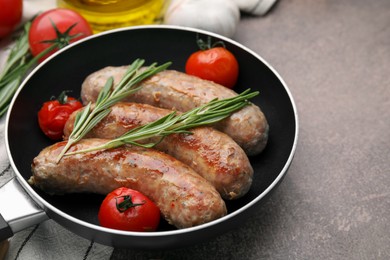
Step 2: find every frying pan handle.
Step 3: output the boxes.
[0,178,48,240]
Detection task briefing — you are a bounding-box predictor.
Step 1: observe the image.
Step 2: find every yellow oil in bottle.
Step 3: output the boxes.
[57,0,165,33]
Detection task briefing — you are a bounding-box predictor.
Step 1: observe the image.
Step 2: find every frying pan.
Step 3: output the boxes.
[0,25,298,249]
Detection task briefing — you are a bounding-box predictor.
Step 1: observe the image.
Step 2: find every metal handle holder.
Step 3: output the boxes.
[0,178,48,240]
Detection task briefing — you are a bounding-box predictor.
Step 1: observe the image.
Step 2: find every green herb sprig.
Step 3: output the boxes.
[0,22,58,117]
[56,59,172,163]
[64,89,258,156]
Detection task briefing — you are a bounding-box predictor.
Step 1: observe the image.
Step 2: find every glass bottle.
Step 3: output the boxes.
[57,0,165,33]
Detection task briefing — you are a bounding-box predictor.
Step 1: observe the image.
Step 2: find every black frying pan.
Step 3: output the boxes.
[1,25,298,249]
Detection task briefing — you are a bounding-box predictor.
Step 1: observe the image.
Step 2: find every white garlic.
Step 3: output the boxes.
[164,0,240,38]
[233,0,277,16]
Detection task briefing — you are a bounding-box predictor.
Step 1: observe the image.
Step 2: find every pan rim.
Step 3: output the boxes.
[4,25,299,238]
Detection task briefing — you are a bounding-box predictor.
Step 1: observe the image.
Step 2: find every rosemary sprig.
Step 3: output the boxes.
[64,89,259,156]
[0,21,59,117]
[55,59,172,163]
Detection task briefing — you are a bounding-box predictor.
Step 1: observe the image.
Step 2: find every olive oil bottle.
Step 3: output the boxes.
[57,0,165,33]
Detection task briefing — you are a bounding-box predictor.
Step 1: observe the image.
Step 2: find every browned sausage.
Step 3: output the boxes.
[80,67,269,156]
[29,138,227,229]
[64,102,253,200]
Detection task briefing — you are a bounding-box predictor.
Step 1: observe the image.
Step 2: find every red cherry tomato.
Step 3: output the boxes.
[98,187,160,232]
[0,0,23,38]
[28,8,93,62]
[185,45,239,89]
[38,91,83,140]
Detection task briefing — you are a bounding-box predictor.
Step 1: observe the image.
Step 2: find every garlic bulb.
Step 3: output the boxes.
[233,0,277,16]
[164,0,240,38]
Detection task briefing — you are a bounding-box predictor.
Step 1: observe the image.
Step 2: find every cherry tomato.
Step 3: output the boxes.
[0,0,23,38]
[29,8,93,62]
[98,187,160,232]
[38,91,83,140]
[185,42,239,89]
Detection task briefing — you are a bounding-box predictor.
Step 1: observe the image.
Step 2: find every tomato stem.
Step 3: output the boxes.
[116,195,145,213]
[55,90,78,104]
[40,19,83,48]
[196,35,226,50]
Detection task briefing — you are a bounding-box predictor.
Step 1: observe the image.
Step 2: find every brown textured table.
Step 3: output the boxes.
[1,0,389,259]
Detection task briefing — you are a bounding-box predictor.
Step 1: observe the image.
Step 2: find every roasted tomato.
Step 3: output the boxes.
[185,39,239,89]
[98,187,160,232]
[28,8,92,62]
[38,91,83,140]
[0,0,23,38]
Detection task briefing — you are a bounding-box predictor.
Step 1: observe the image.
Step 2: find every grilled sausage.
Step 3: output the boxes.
[64,102,254,200]
[80,67,269,156]
[29,138,227,229]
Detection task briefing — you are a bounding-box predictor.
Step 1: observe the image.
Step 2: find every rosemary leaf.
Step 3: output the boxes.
[73,102,92,132]
[78,108,112,137]
[95,77,113,104]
